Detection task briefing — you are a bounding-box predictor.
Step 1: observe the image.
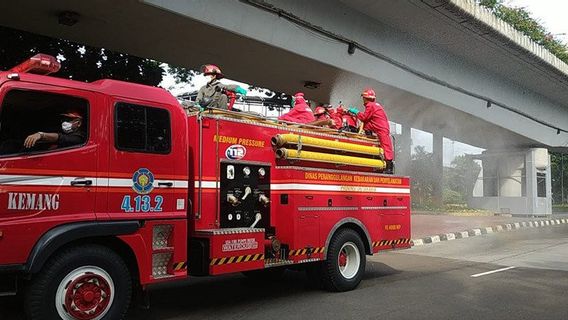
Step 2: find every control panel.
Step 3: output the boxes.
[220,162,270,229]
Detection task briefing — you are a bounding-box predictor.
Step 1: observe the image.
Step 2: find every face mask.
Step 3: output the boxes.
[61,121,74,133]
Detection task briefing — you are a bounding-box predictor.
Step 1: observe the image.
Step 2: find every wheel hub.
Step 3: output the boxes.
[56,266,115,320]
[339,252,348,267]
[337,242,361,280]
[65,274,110,319]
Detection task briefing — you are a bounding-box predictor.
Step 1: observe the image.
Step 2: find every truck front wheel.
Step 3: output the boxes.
[321,229,366,292]
[25,244,132,320]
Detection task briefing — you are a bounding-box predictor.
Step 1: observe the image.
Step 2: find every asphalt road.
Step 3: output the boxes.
[1,225,567,320]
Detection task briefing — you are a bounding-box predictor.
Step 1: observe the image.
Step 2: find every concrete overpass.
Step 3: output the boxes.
[1,0,567,213]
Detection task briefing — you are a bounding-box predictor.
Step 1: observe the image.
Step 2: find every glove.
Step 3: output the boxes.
[348,107,360,115]
[235,86,248,95]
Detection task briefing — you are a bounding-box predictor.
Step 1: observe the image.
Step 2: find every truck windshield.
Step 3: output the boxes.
[0,89,89,157]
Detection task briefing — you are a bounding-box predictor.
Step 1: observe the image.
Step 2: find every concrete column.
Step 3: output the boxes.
[525,151,535,214]
[546,154,553,214]
[396,125,411,175]
[432,132,443,206]
[499,155,524,197]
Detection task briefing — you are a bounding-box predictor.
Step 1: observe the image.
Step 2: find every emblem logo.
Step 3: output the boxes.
[132,168,155,195]
[225,144,246,160]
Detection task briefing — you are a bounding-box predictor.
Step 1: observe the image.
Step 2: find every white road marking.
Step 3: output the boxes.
[470,266,516,278]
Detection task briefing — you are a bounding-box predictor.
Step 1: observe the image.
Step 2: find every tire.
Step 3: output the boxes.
[242,267,286,282]
[24,244,132,320]
[321,228,366,292]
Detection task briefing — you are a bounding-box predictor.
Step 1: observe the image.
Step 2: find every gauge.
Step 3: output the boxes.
[243,167,251,176]
[258,167,266,177]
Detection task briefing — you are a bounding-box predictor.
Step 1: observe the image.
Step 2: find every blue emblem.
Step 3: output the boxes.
[132,168,155,195]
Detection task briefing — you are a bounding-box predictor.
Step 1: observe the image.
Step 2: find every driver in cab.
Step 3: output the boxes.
[23,110,86,149]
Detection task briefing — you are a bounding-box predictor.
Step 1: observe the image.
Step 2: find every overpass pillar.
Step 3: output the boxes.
[395,125,411,176]
[432,132,444,207]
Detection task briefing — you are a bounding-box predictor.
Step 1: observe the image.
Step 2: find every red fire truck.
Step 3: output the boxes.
[0,54,411,320]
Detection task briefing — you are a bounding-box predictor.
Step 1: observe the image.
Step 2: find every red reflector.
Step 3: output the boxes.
[8,54,61,75]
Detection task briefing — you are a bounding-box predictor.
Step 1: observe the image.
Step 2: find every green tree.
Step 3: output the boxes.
[478,0,568,63]
[551,152,568,204]
[0,25,194,86]
[443,155,482,205]
[410,146,436,208]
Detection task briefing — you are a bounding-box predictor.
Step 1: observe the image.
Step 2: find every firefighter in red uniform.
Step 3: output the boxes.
[278,92,315,124]
[349,89,394,174]
[335,105,358,132]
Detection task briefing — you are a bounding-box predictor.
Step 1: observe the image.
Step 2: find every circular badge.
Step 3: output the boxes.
[132,168,155,194]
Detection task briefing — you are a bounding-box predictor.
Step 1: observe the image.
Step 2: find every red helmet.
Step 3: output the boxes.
[314,106,326,116]
[60,110,83,119]
[201,64,224,78]
[361,88,376,101]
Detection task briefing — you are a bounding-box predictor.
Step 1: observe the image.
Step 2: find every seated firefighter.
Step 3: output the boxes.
[310,104,341,128]
[278,92,315,124]
[196,64,247,110]
[23,110,86,150]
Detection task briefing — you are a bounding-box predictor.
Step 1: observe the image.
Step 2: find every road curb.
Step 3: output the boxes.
[411,218,568,246]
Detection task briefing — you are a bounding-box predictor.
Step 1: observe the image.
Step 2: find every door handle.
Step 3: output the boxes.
[70,178,93,186]
[158,181,174,187]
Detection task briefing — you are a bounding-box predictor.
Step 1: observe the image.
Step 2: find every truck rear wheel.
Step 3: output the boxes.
[25,244,132,320]
[321,229,366,292]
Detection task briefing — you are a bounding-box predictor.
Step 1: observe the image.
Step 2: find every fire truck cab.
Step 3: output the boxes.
[0,55,410,320]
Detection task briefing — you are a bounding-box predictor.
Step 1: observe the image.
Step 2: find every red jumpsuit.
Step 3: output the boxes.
[278,96,315,124]
[356,101,393,161]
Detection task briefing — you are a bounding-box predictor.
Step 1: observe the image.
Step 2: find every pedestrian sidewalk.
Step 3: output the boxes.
[411,213,568,246]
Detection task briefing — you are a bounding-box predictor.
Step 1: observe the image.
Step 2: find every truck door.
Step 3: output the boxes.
[0,83,99,225]
[106,100,181,218]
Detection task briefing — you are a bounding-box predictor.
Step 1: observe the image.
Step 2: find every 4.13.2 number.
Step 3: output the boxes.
[121,195,163,213]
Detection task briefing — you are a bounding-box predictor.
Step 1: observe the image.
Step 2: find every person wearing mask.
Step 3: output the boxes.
[196,64,247,109]
[23,110,86,149]
[349,89,394,174]
[278,92,315,124]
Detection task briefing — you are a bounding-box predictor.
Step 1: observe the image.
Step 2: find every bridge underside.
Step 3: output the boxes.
[0,0,543,151]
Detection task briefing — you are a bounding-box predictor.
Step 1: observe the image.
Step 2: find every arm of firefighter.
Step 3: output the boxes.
[223,84,248,95]
[196,87,204,104]
[356,106,373,123]
[23,132,59,148]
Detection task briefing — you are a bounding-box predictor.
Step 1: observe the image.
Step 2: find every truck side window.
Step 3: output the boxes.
[0,89,89,157]
[115,102,171,154]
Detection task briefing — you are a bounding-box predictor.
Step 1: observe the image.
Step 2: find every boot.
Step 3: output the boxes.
[384,160,394,174]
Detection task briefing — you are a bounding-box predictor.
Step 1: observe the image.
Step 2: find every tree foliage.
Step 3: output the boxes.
[478,0,568,63]
[443,155,482,204]
[410,146,436,208]
[0,25,194,86]
[551,152,568,204]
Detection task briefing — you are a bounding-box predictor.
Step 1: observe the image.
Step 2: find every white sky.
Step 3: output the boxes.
[507,0,568,44]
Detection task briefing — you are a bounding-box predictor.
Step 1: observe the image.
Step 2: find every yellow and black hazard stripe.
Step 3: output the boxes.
[372,238,411,247]
[289,246,325,256]
[210,253,264,266]
[173,262,187,271]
